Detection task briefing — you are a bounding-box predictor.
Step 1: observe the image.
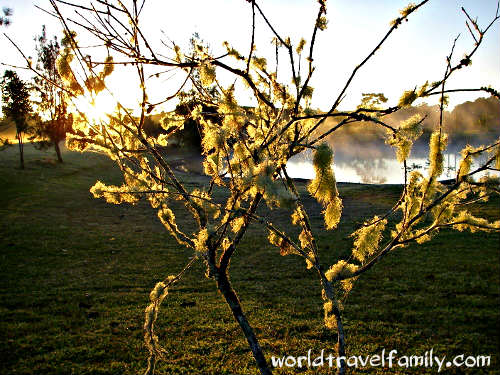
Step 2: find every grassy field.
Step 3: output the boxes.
[0,144,499,374]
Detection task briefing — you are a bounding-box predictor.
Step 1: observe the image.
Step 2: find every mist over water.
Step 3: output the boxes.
[286,96,500,184]
[287,133,499,184]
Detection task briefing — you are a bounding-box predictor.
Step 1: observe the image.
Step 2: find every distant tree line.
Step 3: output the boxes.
[315,96,500,157]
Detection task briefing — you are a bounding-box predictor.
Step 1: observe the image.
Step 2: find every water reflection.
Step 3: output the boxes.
[287,137,498,184]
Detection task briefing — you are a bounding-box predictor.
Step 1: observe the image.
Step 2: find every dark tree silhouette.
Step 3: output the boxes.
[174,98,221,151]
[1,70,33,169]
[172,33,221,151]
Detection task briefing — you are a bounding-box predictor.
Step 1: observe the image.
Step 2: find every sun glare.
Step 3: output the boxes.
[73,92,117,124]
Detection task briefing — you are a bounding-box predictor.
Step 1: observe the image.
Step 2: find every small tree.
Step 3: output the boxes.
[1,70,33,169]
[21,1,500,374]
[31,26,73,162]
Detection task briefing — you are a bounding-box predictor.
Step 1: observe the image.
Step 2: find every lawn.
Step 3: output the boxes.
[0,144,498,374]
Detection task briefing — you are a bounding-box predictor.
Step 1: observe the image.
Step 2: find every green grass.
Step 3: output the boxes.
[0,144,498,374]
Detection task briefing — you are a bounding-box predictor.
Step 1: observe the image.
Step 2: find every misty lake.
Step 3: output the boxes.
[286,135,499,184]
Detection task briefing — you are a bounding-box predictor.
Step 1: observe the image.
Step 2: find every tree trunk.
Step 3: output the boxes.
[17,132,24,169]
[320,275,347,375]
[54,141,63,163]
[215,270,272,375]
[333,305,347,375]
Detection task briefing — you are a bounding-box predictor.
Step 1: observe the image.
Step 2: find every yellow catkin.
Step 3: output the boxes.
[299,229,311,249]
[325,260,358,282]
[199,62,216,87]
[268,230,296,256]
[351,217,387,263]
[386,114,423,162]
[291,207,303,225]
[149,281,167,302]
[308,143,343,229]
[398,89,417,107]
[458,145,475,180]
[400,3,416,17]
[231,217,245,233]
[144,275,175,374]
[325,260,359,293]
[193,228,209,253]
[428,132,448,178]
[90,181,140,205]
[453,211,500,233]
[156,205,191,248]
[103,55,114,77]
[296,38,306,54]
[323,301,337,329]
[324,197,343,230]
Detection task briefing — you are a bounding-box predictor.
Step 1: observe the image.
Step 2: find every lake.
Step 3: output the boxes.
[286,136,499,184]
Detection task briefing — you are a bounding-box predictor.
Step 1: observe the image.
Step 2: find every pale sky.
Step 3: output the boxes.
[1,0,499,115]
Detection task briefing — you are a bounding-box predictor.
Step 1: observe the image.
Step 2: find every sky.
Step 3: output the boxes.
[0,0,499,117]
